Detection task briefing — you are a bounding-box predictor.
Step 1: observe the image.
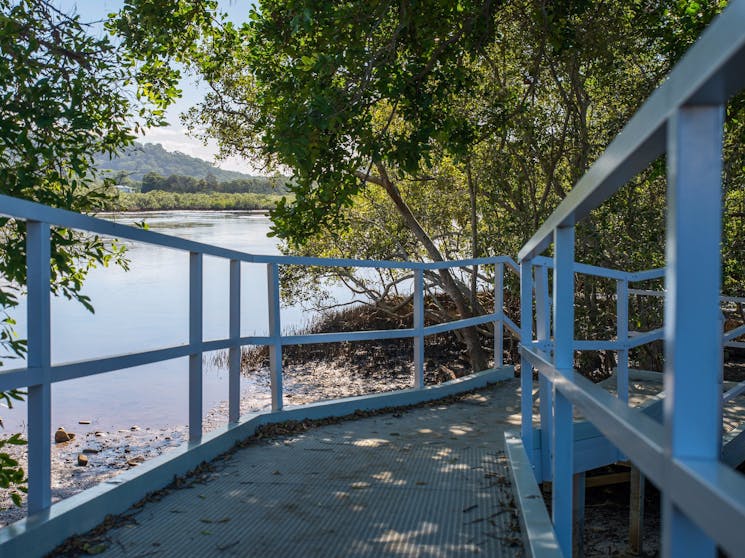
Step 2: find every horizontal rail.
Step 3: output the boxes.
[724,324,745,342]
[626,328,664,348]
[532,256,663,283]
[573,339,622,351]
[0,194,511,271]
[504,432,562,557]
[630,290,745,306]
[0,368,43,393]
[628,288,664,298]
[251,254,510,270]
[519,0,745,261]
[52,345,193,383]
[0,337,272,390]
[0,313,522,391]
[723,380,745,403]
[0,194,257,262]
[573,262,630,281]
[673,460,745,557]
[283,328,413,345]
[628,268,665,282]
[423,313,496,336]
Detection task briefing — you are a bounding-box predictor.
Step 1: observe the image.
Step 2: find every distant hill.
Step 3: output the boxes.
[94,142,267,183]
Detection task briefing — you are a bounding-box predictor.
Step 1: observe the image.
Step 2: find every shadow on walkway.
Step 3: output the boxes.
[54,379,525,558]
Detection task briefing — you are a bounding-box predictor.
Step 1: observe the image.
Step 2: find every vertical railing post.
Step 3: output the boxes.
[535,263,552,479]
[413,267,425,388]
[494,262,504,369]
[267,263,283,411]
[535,264,552,354]
[718,309,725,448]
[662,105,723,558]
[26,220,52,514]
[617,279,630,404]
[228,259,241,424]
[553,224,575,556]
[519,259,534,469]
[189,252,203,441]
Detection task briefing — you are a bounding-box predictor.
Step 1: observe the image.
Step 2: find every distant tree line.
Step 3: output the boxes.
[106,190,289,211]
[139,172,288,195]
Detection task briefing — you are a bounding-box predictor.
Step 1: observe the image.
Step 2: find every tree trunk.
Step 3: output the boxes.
[358,164,490,373]
[466,159,479,311]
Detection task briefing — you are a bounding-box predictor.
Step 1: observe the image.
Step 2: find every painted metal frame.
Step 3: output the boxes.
[505,432,562,557]
[0,192,520,526]
[515,2,745,556]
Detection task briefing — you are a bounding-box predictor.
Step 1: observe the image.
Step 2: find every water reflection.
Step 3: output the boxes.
[2,211,329,431]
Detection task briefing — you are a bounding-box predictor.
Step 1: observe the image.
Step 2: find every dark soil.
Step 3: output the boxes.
[724,350,745,383]
[241,297,520,384]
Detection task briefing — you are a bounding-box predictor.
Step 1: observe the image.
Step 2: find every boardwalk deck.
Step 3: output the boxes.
[52,380,526,558]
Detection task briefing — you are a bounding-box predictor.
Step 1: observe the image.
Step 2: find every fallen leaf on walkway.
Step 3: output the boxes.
[83,543,107,555]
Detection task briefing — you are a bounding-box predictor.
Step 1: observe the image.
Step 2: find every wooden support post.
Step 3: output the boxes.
[629,466,645,556]
[573,472,586,558]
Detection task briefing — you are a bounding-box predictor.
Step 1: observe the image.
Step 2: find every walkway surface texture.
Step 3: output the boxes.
[54,379,526,558]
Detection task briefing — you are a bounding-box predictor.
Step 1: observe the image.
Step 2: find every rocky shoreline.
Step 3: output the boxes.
[0,361,419,527]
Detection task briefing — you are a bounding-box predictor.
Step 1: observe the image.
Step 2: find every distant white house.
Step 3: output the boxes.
[115,184,136,194]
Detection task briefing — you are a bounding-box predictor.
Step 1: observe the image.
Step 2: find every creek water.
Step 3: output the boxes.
[2,211,336,432]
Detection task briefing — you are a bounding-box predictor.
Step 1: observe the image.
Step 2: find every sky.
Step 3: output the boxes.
[59,1,260,174]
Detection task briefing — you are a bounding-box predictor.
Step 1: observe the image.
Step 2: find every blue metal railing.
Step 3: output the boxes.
[4,4,745,552]
[515,1,745,556]
[0,192,521,519]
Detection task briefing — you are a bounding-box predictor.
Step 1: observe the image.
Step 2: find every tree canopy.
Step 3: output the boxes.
[111,0,744,376]
[0,0,171,505]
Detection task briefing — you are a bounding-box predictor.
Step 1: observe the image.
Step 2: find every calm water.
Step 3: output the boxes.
[2,211,329,431]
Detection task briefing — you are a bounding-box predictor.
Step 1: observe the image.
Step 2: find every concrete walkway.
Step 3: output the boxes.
[56,379,525,558]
